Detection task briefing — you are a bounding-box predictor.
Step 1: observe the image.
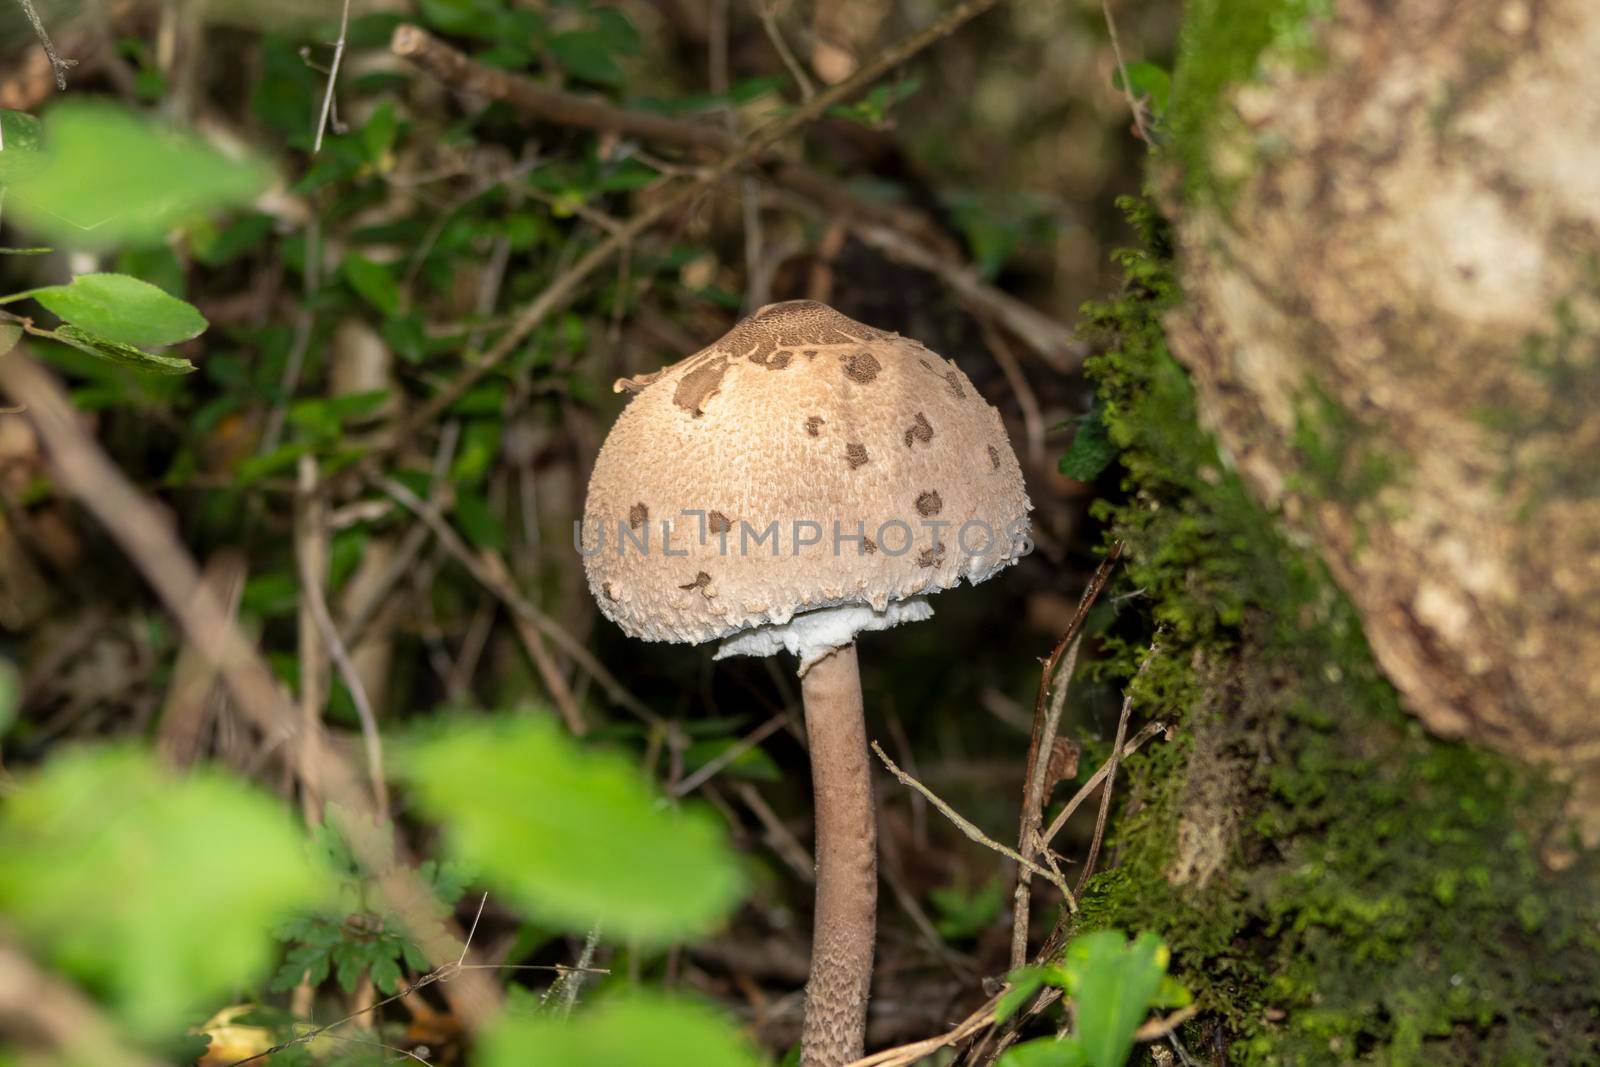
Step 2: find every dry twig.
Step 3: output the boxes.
[872,741,1077,910]
[1075,640,1160,896]
[1011,546,1121,967]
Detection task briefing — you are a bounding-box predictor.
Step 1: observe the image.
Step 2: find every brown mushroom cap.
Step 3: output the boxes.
[581,300,1031,664]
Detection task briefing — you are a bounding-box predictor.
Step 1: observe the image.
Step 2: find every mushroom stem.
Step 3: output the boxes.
[799,642,877,1067]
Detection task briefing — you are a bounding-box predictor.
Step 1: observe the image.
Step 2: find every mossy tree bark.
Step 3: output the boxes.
[1163,0,1600,838]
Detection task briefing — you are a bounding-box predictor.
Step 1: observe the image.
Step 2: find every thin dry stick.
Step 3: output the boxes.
[479,548,588,736]
[1102,0,1152,144]
[13,0,73,89]
[297,468,392,820]
[1008,633,1080,970]
[367,0,1008,476]
[754,0,816,100]
[1036,718,1168,857]
[1074,640,1160,897]
[379,476,660,727]
[734,781,815,882]
[313,0,354,153]
[872,740,1077,910]
[670,711,787,797]
[295,455,331,821]
[842,994,1002,1067]
[0,351,501,1029]
[979,316,1047,470]
[1011,546,1121,968]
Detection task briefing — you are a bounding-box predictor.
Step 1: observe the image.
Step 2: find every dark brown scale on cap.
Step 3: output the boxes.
[915,491,943,517]
[679,571,713,591]
[917,545,946,568]
[904,412,934,448]
[987,445,1001,470]
[843,350,881,383]
[629,502,649,529]
[805,415,825,437]
[846,443,869,469]
[708,511,733,534]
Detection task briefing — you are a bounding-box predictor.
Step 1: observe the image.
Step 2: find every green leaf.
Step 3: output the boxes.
[996,966,1049,1023]
[1000,1036,1089,1067]
[47,323,196,375]
[1059,401,1117,482]
[343,253,401,316]
[28,273,206,349]
[5,102,272,248]
[0,110,44,182]
[1061,930,1171,1067]
[548,29,625,86]
[929,877,1004,941]
[477,993,761,1067]
[399,715,745,944]
[0,747,331,1035]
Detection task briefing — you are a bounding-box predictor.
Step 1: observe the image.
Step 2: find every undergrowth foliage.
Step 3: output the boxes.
[1072,198,1600,1065]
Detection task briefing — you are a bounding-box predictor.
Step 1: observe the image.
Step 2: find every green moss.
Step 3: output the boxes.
[1059,197,1600,1065]
[1168,0,1331,202]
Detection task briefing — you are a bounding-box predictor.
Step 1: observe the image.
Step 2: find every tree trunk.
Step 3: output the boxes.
[1163,0,1600,839]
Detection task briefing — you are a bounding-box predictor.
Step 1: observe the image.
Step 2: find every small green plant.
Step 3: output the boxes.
[997,930,1191,1067]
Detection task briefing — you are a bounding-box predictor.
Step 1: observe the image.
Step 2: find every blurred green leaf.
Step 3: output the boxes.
[548,30,624,86]
[477,993,761,1067]
[399,716,745,944]
[1000,1037,1089,1067]
[0,110,44,182]
[26,273,206,349]
[0,323,20,359]
[343,253,401,316]
[0,747,331,1035]
[47,324,196,375]
[5,102,272,248]
[683,737,781,783]
[996,966,1048,1023]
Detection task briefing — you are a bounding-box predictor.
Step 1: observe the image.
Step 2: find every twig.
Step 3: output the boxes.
[1136,1004,1199,1042]
[843,994,1001,1067]
[297,459,392,821]
[754,0,816,100]
[979,316,1047,471]
[1074,640,1160,896]
[0,350,502,1029]
[13,0,74,90]
[379,476,660,728]
[1035,718,1168,858]
[1011,546,1121,967]
[260,217,320,455]
[1101,0,1151,144]
[670,712,788,797]
[313,0,354,153]
[295,455,331,822]
[479,548,587,736]
[734,782,815,882]
[367,0,1009,475]
[872,741,1076,911]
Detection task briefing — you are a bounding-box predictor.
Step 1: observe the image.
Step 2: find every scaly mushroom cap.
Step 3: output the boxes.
[581,300,1031,665]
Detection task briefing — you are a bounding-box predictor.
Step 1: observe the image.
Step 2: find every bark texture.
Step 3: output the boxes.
[799,643,877,1066]
[1166,0,1600,836]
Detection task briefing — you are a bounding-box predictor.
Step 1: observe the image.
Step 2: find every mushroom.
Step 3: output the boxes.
[581,300,1030,1066]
